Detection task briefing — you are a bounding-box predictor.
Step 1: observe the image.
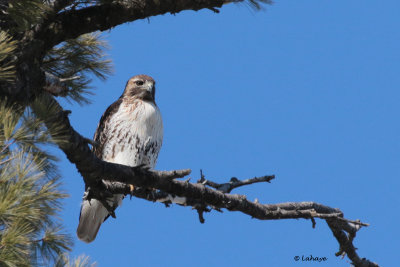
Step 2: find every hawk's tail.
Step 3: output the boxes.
[77,199,109,243]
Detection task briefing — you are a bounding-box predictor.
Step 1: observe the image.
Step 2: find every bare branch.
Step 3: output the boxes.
[31,95,378,266]
[327,219,379,267]
[198,169,275,193]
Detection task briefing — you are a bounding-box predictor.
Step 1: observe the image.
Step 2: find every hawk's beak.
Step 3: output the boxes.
[143,80,156,100]
[145,81,154,93]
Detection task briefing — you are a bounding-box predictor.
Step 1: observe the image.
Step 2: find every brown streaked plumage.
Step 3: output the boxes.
[77,74,163,243]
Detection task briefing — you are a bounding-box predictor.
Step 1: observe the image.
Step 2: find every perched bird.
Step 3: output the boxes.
[77,74,163,243]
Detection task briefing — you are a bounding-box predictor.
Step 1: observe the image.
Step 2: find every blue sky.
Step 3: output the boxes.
[57,1,399,266]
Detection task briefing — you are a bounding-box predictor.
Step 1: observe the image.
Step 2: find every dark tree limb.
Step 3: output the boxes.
[36,0,228,51]
[34,0,271,52]
[30,95,379,267]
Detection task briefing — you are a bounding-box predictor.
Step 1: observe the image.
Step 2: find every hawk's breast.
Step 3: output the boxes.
[101,99,163,168]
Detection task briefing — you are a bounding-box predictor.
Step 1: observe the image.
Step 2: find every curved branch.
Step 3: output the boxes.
[35,0,271,51]
[36,0,224,51]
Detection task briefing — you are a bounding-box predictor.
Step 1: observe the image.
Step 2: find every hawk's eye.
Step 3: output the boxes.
[135,80,144,86]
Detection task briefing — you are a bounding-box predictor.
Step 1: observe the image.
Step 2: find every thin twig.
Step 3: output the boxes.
[198,170,275,193]
[0,156,15,165]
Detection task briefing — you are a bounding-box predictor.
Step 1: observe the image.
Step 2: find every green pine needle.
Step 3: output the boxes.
[0,100,72,266]
[0,31,17,83]
[43,33,113,105]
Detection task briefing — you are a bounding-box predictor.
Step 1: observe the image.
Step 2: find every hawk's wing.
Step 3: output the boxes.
[92,97,123,159]
[77,97,123,243]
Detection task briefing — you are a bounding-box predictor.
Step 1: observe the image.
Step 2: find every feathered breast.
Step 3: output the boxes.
[93,98,163,168]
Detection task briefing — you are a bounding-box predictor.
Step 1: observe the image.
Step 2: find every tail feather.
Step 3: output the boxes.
[77,199,109,243]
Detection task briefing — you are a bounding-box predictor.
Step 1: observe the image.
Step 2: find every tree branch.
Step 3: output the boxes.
[35,0,271,51]
[31,95,378,267]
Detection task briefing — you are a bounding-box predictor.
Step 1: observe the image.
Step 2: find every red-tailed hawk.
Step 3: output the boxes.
[77,74,163,243]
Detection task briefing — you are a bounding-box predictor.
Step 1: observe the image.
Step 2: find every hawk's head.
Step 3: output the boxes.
[123,74,156,101]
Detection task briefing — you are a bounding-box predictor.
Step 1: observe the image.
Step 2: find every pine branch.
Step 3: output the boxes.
[34,0,271,51]
[0,31,17,84]
[41,32,112,104]
[32,95,379,267]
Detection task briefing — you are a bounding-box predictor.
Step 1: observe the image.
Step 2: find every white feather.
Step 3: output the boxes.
[103,100,163,168]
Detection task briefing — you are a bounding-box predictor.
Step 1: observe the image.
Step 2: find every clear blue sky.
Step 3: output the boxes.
[57,1,399,266]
